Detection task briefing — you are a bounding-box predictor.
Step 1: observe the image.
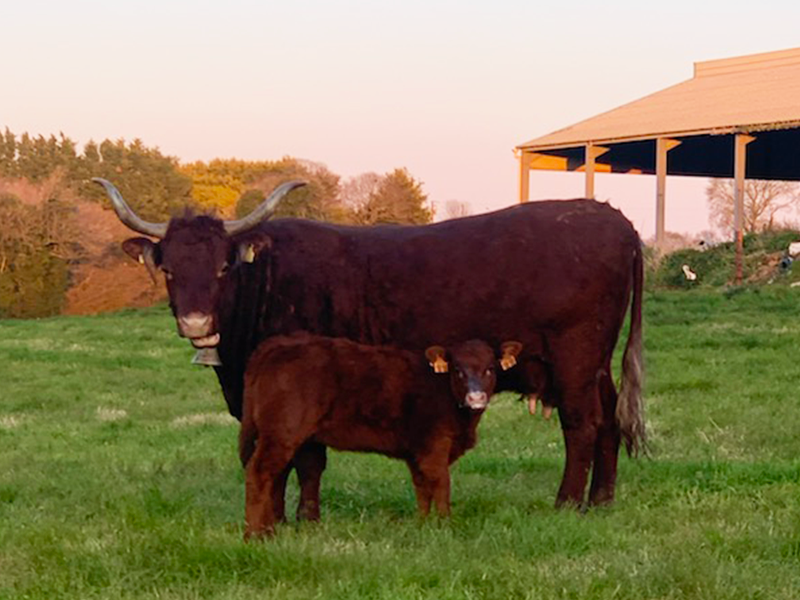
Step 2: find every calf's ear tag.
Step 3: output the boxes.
[242,245,256,264]
[424,346,448,373]
[500,354,517,371]
[499,341,523,370]
[432,356,449,373]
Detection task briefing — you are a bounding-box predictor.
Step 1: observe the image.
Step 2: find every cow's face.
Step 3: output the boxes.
[122,217,269,348]
[426,340,522,410]
[94,178,304,350]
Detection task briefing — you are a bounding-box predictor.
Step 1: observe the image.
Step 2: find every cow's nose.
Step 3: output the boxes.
[178,312,212,337]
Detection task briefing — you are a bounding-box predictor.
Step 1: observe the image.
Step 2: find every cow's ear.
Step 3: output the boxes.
[425,346,449,373]
[499,341,523,371]
[122,237,160,282]
[235,232,272,264]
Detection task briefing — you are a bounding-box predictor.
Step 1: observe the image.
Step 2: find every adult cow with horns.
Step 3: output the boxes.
[95,177,645,510]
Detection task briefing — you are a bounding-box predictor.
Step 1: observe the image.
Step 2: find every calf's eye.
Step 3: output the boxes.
[217,263,230,278]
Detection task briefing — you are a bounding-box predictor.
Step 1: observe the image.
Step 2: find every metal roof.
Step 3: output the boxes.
[516,47,800,180]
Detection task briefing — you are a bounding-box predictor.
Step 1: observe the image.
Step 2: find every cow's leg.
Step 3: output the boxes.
[244,439,296,540]
[293,441,327,522]
[550,335,604,509]
[588,369,621,506]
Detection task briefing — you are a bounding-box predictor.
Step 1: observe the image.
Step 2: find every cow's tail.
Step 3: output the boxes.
[238,395,257,468]
[616,241,647,457]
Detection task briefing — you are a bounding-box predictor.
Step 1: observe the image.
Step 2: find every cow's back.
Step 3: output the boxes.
[261,199,638,350]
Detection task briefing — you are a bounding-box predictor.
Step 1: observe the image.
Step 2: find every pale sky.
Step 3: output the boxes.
[3,0,800,239]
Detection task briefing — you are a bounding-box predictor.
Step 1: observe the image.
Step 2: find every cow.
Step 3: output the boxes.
[239,334,521,538]
[95,178,645,510]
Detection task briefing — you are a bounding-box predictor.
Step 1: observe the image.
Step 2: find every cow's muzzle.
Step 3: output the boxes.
[178,313,219,347]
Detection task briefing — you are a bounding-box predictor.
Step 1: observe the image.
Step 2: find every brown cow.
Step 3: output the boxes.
[96,178,645,510]
[239,334,522,539]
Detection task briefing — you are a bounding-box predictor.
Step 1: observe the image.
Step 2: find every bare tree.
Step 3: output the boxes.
[339,172,382,214]
[706,178,800,234]
[442,199,471,221]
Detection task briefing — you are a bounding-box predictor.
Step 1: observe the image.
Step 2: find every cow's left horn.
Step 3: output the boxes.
[223,181,306,236]
[92,178,169,239]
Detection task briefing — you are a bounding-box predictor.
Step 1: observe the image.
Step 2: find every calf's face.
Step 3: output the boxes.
[426,340,522,410]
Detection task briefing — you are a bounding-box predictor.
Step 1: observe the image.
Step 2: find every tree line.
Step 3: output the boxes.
[0,128,433,319]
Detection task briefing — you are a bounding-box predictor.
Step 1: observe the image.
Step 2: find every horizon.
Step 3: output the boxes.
[4,0,800,239]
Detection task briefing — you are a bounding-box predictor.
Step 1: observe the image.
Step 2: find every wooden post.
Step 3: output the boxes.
[584,144,608,199]
[655,138,681,250]
[733,134,755,285]
[518,150,530,203]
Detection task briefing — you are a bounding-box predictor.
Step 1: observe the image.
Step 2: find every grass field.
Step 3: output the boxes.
[2,290,800,599]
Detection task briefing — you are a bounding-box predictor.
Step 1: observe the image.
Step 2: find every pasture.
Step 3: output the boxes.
[1,290,800,599]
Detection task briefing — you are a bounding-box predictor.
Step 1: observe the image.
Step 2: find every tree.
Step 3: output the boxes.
[234,158,352,223]
[442,199,471,220]
[0,175,78,318]
[706,178,800,235]
[355,168,433,225]
[340,172,382,215]
[0,128,17,177]
[77,138,194,221]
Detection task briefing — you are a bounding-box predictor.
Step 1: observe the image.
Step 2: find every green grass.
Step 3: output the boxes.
[2,293,800,599]
[648,228,800,289]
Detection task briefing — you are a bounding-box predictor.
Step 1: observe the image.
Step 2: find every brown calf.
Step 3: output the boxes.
[239,334,522,539]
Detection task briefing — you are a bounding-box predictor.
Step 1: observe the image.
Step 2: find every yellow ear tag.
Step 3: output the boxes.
[138,254,145,265]
[243,245,256,264]
[500,354,517,371]
[431,356,449,373]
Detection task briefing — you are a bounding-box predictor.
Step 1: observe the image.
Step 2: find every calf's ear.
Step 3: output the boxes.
[425,346,449,373]
[122,237,160,283]
[235,232,272,264]
[499,341,523,371]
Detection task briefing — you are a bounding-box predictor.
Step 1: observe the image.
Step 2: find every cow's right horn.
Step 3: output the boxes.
[223,181,307,236]
[92,178,168,239]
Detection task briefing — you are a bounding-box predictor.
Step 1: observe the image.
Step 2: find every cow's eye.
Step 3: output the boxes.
[161,267,174,281]
[484,367,494,376]
[217,263,230,278]
[456,368,466,379]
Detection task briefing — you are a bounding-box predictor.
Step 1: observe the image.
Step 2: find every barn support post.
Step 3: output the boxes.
[655,138,682,250]
[733,133,755,285]
[584,144,608,199]
[518,150,531,203]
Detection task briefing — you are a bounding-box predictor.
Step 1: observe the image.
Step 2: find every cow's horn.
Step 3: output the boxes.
[223,181,306,236]
[92,178,168,239]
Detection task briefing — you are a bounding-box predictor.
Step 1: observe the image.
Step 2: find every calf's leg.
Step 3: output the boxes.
[244,439,297,540]
[408,439,453,517]
[270,463,291,523]
[293,441,327,522]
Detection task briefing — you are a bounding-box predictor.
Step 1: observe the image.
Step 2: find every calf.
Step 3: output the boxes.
[239,334,522,538]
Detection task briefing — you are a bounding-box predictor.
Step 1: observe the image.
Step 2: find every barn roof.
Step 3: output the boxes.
[516,47,800,180]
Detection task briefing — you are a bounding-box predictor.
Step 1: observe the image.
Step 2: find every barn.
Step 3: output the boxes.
[516,46,800,280]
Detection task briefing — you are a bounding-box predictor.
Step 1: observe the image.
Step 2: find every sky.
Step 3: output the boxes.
[3,0,800,239]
